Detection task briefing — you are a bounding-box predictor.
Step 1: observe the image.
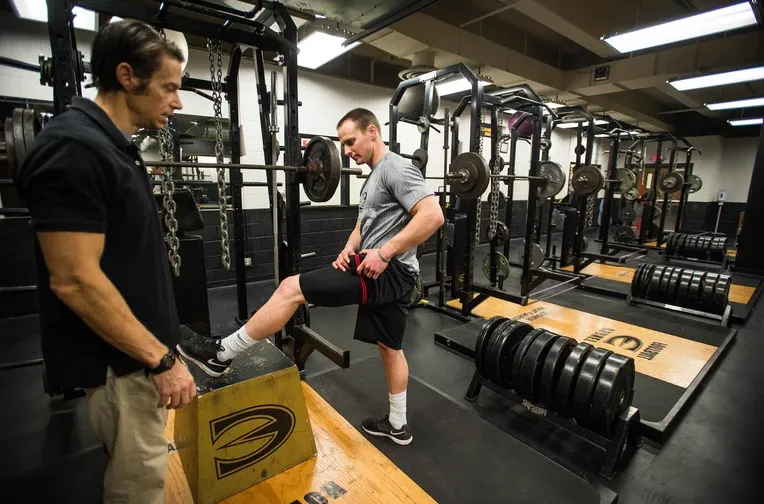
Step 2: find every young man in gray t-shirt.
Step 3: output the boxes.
[178,108,444,446]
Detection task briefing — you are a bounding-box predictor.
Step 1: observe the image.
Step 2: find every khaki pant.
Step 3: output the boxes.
[87,367,169,504]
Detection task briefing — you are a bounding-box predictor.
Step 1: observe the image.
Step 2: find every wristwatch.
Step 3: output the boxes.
[148,350,177,375]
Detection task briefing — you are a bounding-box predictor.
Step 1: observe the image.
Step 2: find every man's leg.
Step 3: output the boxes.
[177,274,306,375]
[378,343,409,430]
[88,368,169,504]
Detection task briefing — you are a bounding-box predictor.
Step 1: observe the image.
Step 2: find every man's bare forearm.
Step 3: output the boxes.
[380,206,444,259]
[345,221,361,251]
[51,272,169,368]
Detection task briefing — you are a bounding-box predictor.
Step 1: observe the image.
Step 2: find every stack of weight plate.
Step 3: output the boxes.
[665,232,727,262]
[474,317,636,438]
[631,264,731,315]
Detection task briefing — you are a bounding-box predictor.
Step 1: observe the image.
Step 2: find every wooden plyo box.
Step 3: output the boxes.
[174,341,316,504]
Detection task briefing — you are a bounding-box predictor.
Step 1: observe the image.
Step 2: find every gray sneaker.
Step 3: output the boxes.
[361,415,413,445]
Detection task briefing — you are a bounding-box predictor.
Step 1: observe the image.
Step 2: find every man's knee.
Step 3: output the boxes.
[277,274,305,304]
[378,342,403,359]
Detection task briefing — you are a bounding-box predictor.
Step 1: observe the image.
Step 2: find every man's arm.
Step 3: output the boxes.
[38,231,170,368]
[380,195,444,259]
[345,221,362,252]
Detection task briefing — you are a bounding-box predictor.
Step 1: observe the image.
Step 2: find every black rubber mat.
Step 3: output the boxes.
[0,366,105,502]
[307,358,614,504]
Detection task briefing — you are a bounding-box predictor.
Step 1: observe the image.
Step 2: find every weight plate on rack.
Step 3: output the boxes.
[474,316,507,377]
[659,267,676,303]
[538,336,577,408]
[677,269,694,307]
[495,322,536,389]
[712,275,731,314]
[619,206,637,224]
[411,148,428,172]
[615,225,636,243]
[652,206,663,225]
[303,136,342,203]
[687,174,702,193]
[4,118,17,179]
[641,264,655,299]
[571,165,604,196]
[552,342,594,419]
[686,235,698,258]
[691,236,703,257]
[631,264,646,297]
[623,188,640,201]
[449,151,491,199]
[482,253,510,280]
[666,233,676,255]
[668,268,683,305]
[615,169,637,193]
[589,353,636,438]
[517,331,560,403]
[518,242,545,270]
[409,274,424,307]
[687,272,705,309]
[511,329,544,392]
[658,171,684,193]
[538,161,566,199]
[12,109,26,169]
[486,221,510,246]
[485,320,512,384]
[648,266,665,301]
[701,273,719,312]
[573,347,613,430]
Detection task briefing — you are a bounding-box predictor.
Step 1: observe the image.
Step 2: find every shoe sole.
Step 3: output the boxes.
[362,425,413,446]
[176,344,227,378]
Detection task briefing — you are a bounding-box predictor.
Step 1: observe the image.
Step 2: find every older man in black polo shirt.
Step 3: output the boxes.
[15,20,195,503]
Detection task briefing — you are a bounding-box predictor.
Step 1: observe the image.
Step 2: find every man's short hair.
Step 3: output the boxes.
[91,20,185,93]
[337,108,381,134]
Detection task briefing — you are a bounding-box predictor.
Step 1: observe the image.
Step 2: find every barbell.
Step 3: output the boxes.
[657,172,704,194]
[145,137,362,203]
[428,152,566,200]
[570,166,628,196]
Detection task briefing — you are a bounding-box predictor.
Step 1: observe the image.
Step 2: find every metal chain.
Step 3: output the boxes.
[488,113,504,240]
[158,128,181,277]
[585,141,600,227]
[208,38,230,271]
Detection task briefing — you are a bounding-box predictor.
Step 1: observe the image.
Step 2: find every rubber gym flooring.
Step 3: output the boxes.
[2,233,763,503]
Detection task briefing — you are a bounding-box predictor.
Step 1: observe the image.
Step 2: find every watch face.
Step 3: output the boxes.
[161,353,176,370]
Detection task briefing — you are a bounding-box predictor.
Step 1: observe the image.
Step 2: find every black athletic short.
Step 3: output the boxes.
[299,254,417,350]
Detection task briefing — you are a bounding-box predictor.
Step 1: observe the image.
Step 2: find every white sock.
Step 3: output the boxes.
[217,326,256,361]
[388,391,407,429]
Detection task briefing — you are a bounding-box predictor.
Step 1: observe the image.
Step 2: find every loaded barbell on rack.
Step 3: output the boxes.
[570,165,628,196]
[149,136,362,203]
[429,152,566,200]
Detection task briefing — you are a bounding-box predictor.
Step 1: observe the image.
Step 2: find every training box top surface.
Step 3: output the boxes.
[187,339,294,394]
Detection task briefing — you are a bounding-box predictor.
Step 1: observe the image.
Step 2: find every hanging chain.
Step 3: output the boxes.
[585,140,600,227]
[158,128,181,277]
[488,113,504,241]
[208,38,230,271]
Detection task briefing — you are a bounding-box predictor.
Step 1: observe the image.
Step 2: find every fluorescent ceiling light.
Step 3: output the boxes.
[706,97,764,110]
[595,133,610,138]
[603,2,757,53]
[728,117,764,126]
[544,101,564,109]
[557,120,608,130]
[12,1,97,30]
[435,77,492,96]
[297,31,360,69]
[669,66,764,91]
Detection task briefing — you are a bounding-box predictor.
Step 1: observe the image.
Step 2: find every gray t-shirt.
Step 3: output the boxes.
[358,151,434,275]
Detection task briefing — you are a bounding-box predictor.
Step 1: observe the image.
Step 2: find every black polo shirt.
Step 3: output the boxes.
[14,97,181,389]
